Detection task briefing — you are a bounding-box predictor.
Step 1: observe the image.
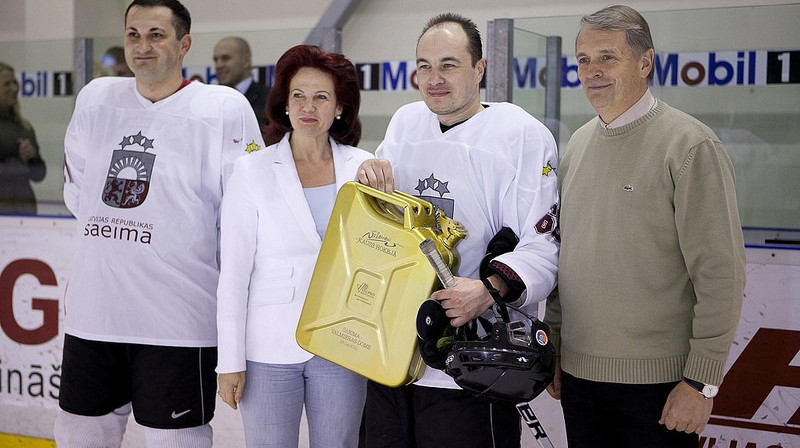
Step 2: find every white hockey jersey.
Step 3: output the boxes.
[63,77,265,347]
[376,101,560,389]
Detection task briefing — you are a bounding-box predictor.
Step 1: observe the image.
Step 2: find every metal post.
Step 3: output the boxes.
[486,18,513,103]
[74,38,94,95]
[319,27,341,54]
[544,36,562,147]
[304,0,363,53]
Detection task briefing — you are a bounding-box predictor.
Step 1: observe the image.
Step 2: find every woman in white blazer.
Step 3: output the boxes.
[216,45,372,448]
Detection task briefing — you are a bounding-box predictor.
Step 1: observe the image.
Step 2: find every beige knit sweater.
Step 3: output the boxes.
[546,101,745,386]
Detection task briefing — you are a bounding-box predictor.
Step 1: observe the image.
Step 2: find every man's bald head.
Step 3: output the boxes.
[213,36,253,87]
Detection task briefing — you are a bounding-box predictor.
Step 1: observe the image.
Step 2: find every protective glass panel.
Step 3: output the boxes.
[0,39,73,216]
[513,5,800,230]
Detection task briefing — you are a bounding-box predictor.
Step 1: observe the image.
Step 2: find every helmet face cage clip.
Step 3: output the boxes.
[416,299,490,370]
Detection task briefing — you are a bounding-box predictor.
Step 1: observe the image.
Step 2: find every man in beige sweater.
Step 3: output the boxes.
[545,5,745,447]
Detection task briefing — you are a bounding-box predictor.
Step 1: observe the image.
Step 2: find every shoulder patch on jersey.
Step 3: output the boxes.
[535,204,558,236]
[542,160,556,177]
[245,140,261,153]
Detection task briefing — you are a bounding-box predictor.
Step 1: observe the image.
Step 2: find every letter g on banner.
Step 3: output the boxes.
[0,259,59,345]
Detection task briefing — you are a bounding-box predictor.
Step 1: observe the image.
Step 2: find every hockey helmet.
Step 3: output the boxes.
[443,306,555,403]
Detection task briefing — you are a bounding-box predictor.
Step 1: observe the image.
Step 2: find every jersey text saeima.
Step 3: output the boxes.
[63,77,264,347]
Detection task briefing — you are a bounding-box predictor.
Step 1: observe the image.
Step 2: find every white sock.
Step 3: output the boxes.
[144,424,213,448]
[54,403,131,448]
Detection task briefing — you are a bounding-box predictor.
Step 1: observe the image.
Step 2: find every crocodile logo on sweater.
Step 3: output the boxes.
[102,131,156,209]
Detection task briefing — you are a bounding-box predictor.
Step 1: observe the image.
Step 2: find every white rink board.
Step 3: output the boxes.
[0,216,797,447]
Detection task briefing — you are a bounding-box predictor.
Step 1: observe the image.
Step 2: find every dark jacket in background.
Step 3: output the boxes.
[0,113,46,215]
[244,81,269,128]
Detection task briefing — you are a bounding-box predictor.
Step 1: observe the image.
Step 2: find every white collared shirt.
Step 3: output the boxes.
[603,89,657,129]
[234,76,254,95]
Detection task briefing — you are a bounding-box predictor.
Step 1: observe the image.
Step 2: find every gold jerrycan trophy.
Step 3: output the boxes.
[296,181,466,386]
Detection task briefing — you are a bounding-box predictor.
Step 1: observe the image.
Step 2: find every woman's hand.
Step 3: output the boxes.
[218,371,245,410]
[17,138,36,163]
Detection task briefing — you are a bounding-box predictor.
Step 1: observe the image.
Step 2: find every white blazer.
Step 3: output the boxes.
[216,133,374,372]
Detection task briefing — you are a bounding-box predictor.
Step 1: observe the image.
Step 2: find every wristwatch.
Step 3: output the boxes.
[683,377,719,399]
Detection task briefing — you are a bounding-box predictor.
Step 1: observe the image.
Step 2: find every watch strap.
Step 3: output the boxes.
[683,377,716,398]
[683,377,704,392]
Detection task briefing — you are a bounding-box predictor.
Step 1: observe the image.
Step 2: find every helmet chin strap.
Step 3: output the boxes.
[481,277,510,322]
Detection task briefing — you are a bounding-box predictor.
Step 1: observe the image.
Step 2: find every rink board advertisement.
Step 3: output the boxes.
[184,49,800,92]
[0,216,799,447]
[697,248,800,448]
[15,48,800,98]
[0,217,72,408]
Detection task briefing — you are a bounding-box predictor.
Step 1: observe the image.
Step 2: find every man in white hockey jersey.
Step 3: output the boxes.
[357,13,560,448]
[54,1,264,447]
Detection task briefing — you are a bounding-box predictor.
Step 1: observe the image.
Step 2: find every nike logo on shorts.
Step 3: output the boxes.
[171,409,191,419]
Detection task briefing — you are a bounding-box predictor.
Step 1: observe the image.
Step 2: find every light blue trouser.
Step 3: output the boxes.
[240,357,367,448]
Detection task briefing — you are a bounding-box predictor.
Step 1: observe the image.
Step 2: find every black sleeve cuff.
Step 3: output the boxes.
[486,260,525,304]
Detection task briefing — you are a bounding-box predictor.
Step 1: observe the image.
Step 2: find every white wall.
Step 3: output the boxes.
[3,0,796,44]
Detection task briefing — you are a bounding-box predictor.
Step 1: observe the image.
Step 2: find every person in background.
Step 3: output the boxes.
[357,13,559,448]
[0,62,46,215]
[214,36,269,127]
[545,5,745,447]
[102,46,134,77]
[54,0,265,447]
[216,44,371,448]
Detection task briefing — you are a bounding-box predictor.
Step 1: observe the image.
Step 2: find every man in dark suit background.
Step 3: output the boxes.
[213,36,269,127]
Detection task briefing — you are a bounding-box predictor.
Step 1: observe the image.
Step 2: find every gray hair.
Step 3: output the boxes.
[579,5,654,80]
